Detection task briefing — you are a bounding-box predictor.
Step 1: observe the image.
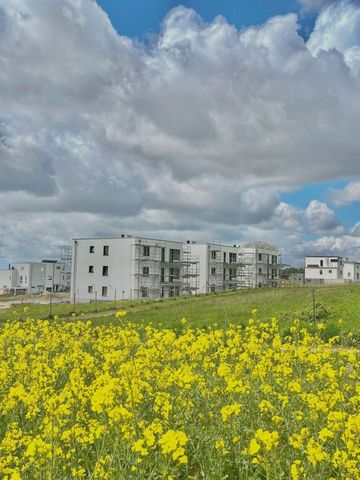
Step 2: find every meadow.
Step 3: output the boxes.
[0,285,359,479]
[1,284,360,333]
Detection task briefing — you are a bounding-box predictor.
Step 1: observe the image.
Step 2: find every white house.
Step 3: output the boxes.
[7,261,68,295]
[0,268,13,294]
[186,242,240,294]
[71,235,200,301]
[305,256,344,284]
[343,261,360,283]
[238,242,281,289]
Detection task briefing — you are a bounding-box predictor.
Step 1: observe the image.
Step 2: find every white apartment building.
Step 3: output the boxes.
[0,261,68,295]
[238,242,280,288]
[343,261,360,283]
[71,236,200,301]
[305,256,344,284]
[70,235,283,301]
[0,268,13,294]
[186,242,241,294]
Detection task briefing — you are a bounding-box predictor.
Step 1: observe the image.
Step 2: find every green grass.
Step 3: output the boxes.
[2,284,359,334]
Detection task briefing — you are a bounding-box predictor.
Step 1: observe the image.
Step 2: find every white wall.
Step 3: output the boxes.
[343,262,360,282]
[71,237,186,301]
[0,269,13,293]
[305,256,344,283]
[71,237,134,301]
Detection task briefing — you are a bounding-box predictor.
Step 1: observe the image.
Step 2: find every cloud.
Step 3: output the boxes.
[0,1,360,261]
[307,0,360,76]
[305,200,341,232]
[331,181,360,205]
[295,234,360,258]
[350,221,360,235]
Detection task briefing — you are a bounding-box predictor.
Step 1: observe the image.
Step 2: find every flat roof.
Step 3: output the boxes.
[73,235,183,244]
[305,255,343,258]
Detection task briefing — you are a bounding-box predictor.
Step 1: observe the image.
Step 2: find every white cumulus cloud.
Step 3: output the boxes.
[331,181,360,205]
[0,1,359,262]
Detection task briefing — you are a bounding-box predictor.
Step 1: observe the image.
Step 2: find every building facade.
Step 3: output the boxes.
[71,236,200,301]
[238,242,281,288]
[70,236,284,301]
[0,268,13,294]
[186,242,241,294]
[0,261,68,295]
[343,261,360,283]
[305,256,344,284]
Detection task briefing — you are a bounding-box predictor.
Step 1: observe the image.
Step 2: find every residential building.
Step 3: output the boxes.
[304,256,344,284]
[343,261,360,283]
[3,261,68,295]
[238,242,281,288]
[71,235,200,301]
[186,242,241,294]
[0,267,13,294]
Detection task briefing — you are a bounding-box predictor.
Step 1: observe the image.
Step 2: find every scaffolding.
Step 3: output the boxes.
[238,242,284,289]
[131,239,199,299]
[182,245,200,295]
[207,243,243,292]
[60,245,72,272]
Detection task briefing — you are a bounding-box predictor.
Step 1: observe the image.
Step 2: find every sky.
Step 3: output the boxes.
[1,0,360,268]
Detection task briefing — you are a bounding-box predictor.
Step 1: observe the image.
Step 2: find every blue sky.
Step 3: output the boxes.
[98,0,312,39]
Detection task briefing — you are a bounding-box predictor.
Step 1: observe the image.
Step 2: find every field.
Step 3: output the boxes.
[0,285,359,479]
[1,284,360,333]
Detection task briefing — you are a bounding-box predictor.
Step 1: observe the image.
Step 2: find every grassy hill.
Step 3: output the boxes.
[1,284,360,333]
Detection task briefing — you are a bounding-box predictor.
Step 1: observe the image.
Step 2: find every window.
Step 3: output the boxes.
[348,272,351,277]
[89,265,94,273]
[143,266,149,277]
[89,246,94,253]
[101,286,108,297]
[272,255,277,265]
[170,249,180,262]
[210,284,216,293]
[357,273,359,280]
[320,260,323,267]
[102,266,108,276]
[259,268,262,274]
[103,245,109,256]
[20,276,23,283]
[161,268,165,283]
[211,267,216,275]
[143,245,150,257]
[320,270,323,275]
[329,270,332,274]
[223,252,227,263]
[211,250,217,260]
[229,268,237,279]
[169,267,180,282]
[259,254,262,261]
[88,286,93,293]
[161,247,165,262]
[229,252,237,263]
[141,287,148,298]
[25,276,27,283]
[169,286,180,297]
